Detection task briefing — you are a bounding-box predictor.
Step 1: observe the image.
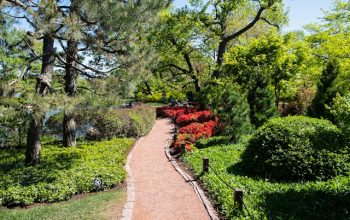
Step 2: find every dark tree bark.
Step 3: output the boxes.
[63,0,79,147]
[213,6,267,78]
[63,39,78,147]
[63,113,77,147]
[26,34,55,165]
[25,116,43,165]
[36,34,54,95]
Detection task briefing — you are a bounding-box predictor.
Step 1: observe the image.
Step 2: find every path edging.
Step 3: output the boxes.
[165,125,220,220]
[121,137,144,220]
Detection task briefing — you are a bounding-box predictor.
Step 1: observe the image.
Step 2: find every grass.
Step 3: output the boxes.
[0,187,126,220]
[183,138,350,219]
[0,138,134,207]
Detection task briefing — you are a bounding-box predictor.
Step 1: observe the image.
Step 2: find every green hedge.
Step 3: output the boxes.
[46,104,156,140]
[0,138,134,207]
[242,116,349,181]
[83,105,156,140]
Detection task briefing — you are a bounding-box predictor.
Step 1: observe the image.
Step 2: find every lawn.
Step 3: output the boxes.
[183,140,350,219]
[0,138,134,207]
[0,187,126,220]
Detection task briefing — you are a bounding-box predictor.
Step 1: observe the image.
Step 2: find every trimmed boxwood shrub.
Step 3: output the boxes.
[241,116,349,181]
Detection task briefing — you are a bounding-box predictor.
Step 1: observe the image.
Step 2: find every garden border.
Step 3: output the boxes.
[165,124,220,220]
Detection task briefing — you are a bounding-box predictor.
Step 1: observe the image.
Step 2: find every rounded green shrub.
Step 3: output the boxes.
[242,116,348,181]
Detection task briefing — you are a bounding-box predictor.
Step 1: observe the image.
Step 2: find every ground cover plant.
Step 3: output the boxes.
[184,140,350,219]
[0,138,134,207]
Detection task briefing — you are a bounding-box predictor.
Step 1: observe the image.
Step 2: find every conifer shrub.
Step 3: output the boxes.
[242,116,348,181]
[201,81,252,142]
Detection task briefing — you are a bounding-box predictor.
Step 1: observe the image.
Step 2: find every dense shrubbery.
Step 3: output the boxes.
[0,138,134,207]
[47,104,156,140]
[242,116,349,181]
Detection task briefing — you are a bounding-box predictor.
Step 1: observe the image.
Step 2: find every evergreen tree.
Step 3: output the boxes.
[308,60,339,121]
[247,71,276,128]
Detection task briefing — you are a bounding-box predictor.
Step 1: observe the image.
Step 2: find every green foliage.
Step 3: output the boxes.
[184,143,350,219]
[81,105,156,140]
[247,72,277,127]
[201,81,252,142]
[0,105,29,148]
[0,138,134,207]
[45,104,156,140]
[329,93,350,140]
[195,136,231,149]
[242,116,348,181]
[308,61,339,121]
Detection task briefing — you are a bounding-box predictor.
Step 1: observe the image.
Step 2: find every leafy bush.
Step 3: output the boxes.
[242,116,348,181]
[184,143,350,219]
[0,138,134,207]
[329,93,350,140]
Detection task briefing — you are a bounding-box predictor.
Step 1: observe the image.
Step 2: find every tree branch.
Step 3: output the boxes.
[225,6,266,42]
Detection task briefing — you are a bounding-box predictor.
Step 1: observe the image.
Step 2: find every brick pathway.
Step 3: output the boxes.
[129,119,210,220]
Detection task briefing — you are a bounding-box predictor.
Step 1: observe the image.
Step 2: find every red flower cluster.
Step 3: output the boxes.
[156,106,198,118]
[157,106,218,152]
[175,110,213,126]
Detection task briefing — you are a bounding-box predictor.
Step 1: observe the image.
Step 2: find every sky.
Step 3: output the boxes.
[173,0,334,32]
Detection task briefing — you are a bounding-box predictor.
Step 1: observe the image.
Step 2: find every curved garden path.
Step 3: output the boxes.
[126,118,211,220]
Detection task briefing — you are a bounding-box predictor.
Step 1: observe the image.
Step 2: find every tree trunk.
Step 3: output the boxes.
[62,37,78,147]
[26,34,55,165]
[25,116,43,165]
[213,39,227,78]
[36,34,54,95]
[64,39,78,96]
[63,113,76,147]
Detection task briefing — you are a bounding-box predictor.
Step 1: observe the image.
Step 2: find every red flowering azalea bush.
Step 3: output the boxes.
[175,110,213,126]
[156,106,198,119]
[157,106,218,153]
[172,133,196,151]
